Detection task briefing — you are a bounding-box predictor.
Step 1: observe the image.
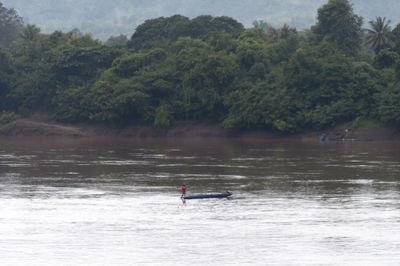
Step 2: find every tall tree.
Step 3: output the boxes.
[0,2,23,47]
[312,0,363,57]
[365,17,394,54]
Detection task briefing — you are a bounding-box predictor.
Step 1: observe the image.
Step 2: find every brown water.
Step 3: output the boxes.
[0,137,399,265]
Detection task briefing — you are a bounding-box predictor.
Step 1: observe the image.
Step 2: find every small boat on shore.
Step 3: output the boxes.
[182,192,232,200]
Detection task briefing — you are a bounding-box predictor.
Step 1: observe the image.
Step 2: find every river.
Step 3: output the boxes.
[0,137,399,265]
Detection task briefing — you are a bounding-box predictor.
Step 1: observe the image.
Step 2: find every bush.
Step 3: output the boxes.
[154,106,171,128]
[0,112,17,125]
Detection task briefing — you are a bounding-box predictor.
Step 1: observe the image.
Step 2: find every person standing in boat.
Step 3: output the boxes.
[181,184,187,197]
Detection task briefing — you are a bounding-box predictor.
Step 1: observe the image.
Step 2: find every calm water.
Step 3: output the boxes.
[0,137,399,265]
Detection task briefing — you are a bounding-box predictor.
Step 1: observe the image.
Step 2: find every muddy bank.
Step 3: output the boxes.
[0,118,399,141]
[0,119,229,138]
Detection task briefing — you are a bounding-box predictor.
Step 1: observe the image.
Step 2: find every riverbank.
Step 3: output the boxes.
[0,119,233,138]
[0,117,399,141]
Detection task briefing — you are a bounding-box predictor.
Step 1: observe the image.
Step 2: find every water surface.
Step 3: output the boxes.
[0,137,399,265]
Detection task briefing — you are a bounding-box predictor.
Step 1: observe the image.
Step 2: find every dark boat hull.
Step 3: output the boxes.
[183,193,232,200]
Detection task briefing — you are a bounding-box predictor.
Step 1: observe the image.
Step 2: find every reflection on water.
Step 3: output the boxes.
[0,137,400,265]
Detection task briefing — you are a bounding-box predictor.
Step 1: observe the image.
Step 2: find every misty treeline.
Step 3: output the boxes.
[1,0,400,132]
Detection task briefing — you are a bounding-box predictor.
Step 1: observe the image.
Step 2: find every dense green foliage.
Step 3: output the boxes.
[1,0,400,132]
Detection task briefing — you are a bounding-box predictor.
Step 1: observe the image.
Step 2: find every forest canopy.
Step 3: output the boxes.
[1,0,400,132]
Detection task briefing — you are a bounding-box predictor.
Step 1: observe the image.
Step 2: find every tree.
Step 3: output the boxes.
[202,16,244,38]
[267,24,297,43]
[0,47,13,109]
[0,2,23,47]
[373,49,399,69]
[266,26,279,44]
[7,28,122,114]
[312,0,363,57]
[128,15,190,50]
[69,28,83,37]
[396,62,400,81]
[174,37,239,120]
[365,17,394,54]
[252,20,269,33]
[280,23,297,39]
[392,23,400,55]
[20,24,41,44]
[105,34,128,47]
[377,83,400,126]
[128,15,244,51]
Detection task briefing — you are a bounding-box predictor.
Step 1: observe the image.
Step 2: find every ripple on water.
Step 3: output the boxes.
[95,160,152,166]
[1,163,32,167]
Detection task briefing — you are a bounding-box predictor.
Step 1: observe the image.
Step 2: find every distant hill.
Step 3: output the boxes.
[2,0,399,40]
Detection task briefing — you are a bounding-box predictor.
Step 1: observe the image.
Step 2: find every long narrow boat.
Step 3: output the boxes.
[182,192,232,200]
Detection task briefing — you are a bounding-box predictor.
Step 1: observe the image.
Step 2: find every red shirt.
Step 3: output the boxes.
[182,186,186,193]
